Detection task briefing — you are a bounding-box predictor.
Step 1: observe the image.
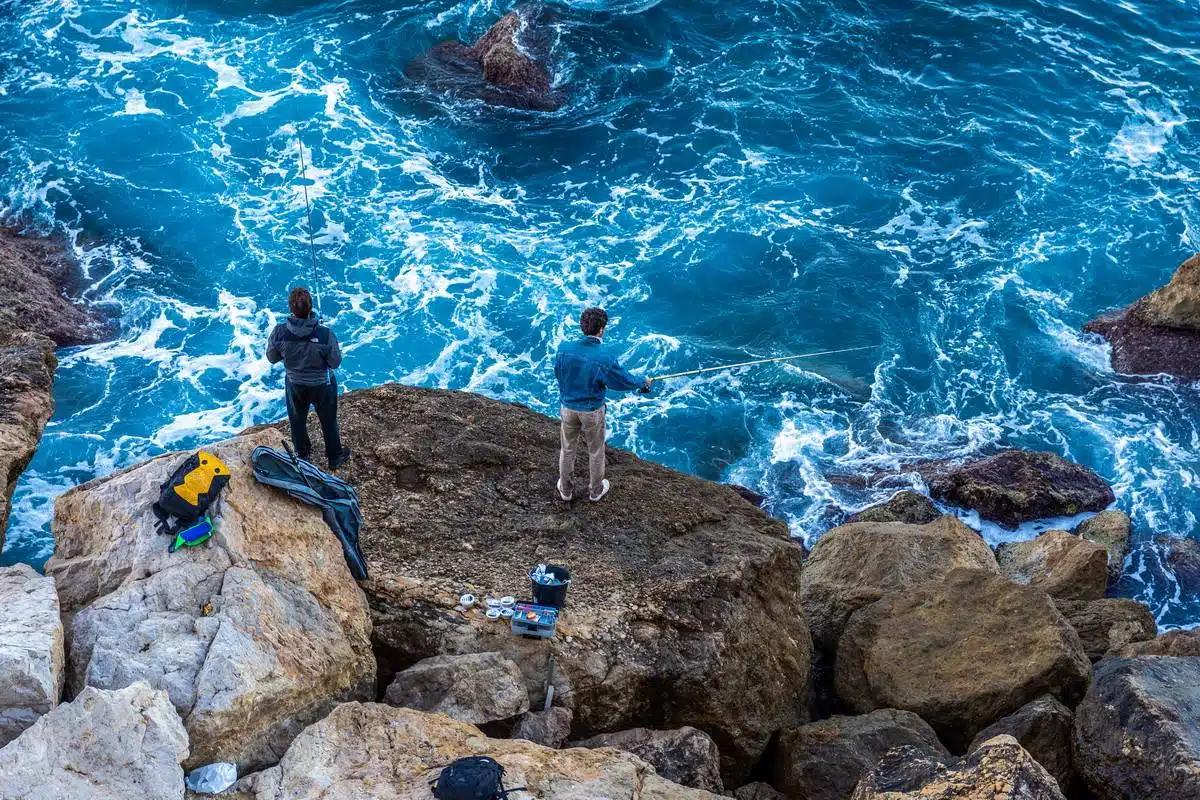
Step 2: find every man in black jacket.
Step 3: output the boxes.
[266,287,350,469]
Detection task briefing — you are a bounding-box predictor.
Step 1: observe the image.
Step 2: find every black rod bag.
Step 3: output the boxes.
[251,445,369,579]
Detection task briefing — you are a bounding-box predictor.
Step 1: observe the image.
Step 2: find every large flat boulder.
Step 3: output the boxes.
[1054,598,1156,661]
[996,530,1109,600]
[835,569,1091,750]
[773,709,948,800]
[0,563,64,746]
[236,702,720,798]
[800,516,997,652]
[1072,510,1131,585]
[573,726,724,793]
[922,450,1114,527]
[44,429,375,772]
[0,682,188,800]
[968,696,1076,796]
[384,652,529,725]
[852,735,1066,799]
[0,327,55,551]
[1074,656,1200,799]
[846,491,940,525]
[303,385,811,786]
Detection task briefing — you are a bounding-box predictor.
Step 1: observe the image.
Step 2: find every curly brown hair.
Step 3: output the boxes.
[580,307,608,337]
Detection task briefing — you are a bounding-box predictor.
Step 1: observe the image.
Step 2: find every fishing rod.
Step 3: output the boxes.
[649,344,876,383]
[296,136,323,314]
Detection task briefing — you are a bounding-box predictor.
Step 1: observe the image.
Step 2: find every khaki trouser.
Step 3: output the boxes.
[559,406,606,498]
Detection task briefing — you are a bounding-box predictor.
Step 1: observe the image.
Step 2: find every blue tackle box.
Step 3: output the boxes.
[511,602,559,638]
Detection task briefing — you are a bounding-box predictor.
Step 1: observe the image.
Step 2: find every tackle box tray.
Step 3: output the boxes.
[511,602,558,638]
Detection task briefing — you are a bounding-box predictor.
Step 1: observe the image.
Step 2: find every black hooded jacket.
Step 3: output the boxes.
[266,314,342,386]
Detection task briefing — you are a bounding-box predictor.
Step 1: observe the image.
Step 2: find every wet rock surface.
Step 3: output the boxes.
[846,491,941,525]
[1072,510,1130,585]
[1053,598,1157,661]
[835,568,1091,750]
[968,696,1077,796]
[921,450,1114,527]
[1159,534,1200,593]
[294,384,812,786]
[0,563,64,746]
[996,530,1109,600]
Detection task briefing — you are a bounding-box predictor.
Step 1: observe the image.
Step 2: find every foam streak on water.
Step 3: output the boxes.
[1,0,1200,627]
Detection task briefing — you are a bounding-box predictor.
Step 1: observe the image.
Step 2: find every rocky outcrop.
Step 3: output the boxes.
[0,682,188,800]
[968,696,1076,796]
[1119,628,1200,656]
[513,706,573,748]
[922,450,1114,527]
[44,429,375,772]
[573,726,724,793]
[405,9,565,111]
[0,327,55,550]
[234,702,719,798]
[835,569,1091,750]
[800,516,997,653]
[0,563,64,746]
[310,385,811,786]
[383,652,528,725]
[1074,656,1200,800]
[1054,598,1156,661]
[773,709,948,800]
[1072,510,1131,584]
[852,736,1066,800]
[996,530,1109,600]
[846,491,940,525]
[1159,535,1200,593]
[1085,254,1200,378]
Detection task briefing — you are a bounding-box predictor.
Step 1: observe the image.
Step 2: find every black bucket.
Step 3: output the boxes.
[529,564,571,609]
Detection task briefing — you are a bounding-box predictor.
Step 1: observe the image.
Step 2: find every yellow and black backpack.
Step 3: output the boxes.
[152,451,231,537]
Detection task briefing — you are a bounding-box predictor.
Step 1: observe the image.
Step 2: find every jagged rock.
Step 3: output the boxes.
[1074,656,1200,799]
[1054,598,1157,661]
[1119,628,1200,656]
[736,783,786,800]
[384,652,529,725]
[852,735,1066,799]
[405,9,565,111]
[922,450,1114,527]
[573,726,724,793]
[305,385,812,786]
[44,429,374,772]
[0,682,188,800]
[968,696,1076,796]
[234,702,719,798]
[773,709,949,800]
[835,568,1091,750]
[846,491,941,525]
[0,327,55,551]
[1072,510,1131,584]
[800,516,997,652]
[0,563,64,746]
[1132,253,1200,329]
[513,705,573,748]
[1159,535,1200,593]
[996,530,1109,600]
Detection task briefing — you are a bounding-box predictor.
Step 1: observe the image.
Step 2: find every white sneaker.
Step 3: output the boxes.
[589,479,611,502]
[557,480,573,502]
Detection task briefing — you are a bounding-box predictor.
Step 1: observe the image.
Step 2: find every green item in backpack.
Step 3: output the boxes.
[168,515,215,553]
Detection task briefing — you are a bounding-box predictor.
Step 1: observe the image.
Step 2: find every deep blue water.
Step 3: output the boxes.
[2,0,1199,627]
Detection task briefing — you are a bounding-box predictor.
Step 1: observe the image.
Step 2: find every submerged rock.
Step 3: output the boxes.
[846,490,941,525]
[800,515,997,653]
[1159,534,1200,593]
[773,709,948,800]
[44,429,375,772]
[406,9,565,111]
[835,568,1091,751]
[968,696,1077,796]
[573,726,724,793]
[852,735,1066,800]
[1072,509,1131,585]
[1085,254,1200,378]
[310,385,811,786]
[1054,598,1156,661]
[996,530,1109,600]
[0,682,188,800]
[0,563,64,746]
[922,450,1114,527]
[235,702,719,798]
[1074,656,1200,799]
[383,651,529,725]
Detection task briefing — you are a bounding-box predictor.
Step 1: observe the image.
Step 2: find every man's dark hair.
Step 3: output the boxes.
[580,307,608,337]
[289,287,313,319]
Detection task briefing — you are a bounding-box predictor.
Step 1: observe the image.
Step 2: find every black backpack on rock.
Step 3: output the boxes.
[431,757,525,800]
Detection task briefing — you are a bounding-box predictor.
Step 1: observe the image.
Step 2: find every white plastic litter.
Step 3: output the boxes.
[185,762,237,794]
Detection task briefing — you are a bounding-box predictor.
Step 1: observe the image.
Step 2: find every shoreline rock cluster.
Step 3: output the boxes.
[0,385,1196,799]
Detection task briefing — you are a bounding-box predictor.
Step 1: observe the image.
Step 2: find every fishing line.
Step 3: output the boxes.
[650,345,876,383]
[296,135,323,313]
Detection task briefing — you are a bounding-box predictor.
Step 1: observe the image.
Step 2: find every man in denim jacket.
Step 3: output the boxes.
[554,307,652,502]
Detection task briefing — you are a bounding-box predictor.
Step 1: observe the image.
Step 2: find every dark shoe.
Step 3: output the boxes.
[329,448,352,471]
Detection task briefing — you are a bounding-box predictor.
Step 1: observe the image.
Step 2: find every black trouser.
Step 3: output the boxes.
[285,377,343,462]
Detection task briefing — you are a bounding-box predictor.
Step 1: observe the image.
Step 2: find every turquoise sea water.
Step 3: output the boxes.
[2,0,1199,627]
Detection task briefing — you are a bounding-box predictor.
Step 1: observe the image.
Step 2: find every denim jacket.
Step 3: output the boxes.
[554,336,644,411]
